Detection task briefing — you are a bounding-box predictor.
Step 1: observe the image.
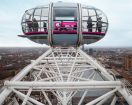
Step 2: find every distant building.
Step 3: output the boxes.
[81,45,85,51]
[88,48,93,55]
[0,56,2,60]
[124,54,132,74]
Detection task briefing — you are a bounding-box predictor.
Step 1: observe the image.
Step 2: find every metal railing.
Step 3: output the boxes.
[121,79,132,95]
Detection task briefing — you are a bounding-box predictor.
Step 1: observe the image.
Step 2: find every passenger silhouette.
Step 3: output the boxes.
[97,17,102,32]
[26,19,33,32]
[43,21,47,32]
[60,21,63,31]
[73,24,77,30]
[87,16,93,32]
[33,18,39,32]
[73,15,77,30]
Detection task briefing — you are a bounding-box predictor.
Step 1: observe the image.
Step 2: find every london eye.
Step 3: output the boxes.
[0,2,132,105]
[20,2,108,47]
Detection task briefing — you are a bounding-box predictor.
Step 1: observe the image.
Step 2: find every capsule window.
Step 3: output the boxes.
[53,7,77,31]
[21,7,49,33]
[54,8,77,21]
[82,8,108,33]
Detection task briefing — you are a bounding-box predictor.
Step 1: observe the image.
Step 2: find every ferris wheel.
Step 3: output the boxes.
[0,2,132,105]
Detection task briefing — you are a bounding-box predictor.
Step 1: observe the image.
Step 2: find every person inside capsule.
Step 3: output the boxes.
[96,17,102,32]
[26,19,33,32]
[43,21,47,32]
[87,16,94,32]
[32,18,39,32]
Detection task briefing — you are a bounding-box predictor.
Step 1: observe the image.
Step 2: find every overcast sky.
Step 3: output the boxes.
[0,0,132,47]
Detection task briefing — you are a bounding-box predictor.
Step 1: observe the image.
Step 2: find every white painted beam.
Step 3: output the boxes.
[5,81,121,90]
[86,88,118,105]
[110,96,118,105]
[118,88,132,105]
[13,89,45,105]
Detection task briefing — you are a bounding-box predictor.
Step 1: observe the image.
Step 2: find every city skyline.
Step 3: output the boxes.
[0,0,132,47]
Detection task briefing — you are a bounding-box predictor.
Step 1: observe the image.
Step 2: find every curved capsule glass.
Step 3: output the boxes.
[81,6,108,44]
[21,6,49,44]
[21,2,108,46]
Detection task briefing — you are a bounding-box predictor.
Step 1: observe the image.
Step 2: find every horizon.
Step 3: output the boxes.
[0,46,132,48]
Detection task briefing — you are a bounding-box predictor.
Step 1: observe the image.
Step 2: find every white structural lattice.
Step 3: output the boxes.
[0,47,132,105]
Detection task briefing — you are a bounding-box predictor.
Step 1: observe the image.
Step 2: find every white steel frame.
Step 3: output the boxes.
[0,47,132,105]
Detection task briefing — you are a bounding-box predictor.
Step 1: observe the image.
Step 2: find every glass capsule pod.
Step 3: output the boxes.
[20,2,108,47]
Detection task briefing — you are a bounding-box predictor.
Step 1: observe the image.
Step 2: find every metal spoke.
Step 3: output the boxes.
[0,47,131,105]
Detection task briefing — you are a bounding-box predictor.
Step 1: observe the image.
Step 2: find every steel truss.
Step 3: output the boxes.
[0,47,132,105]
